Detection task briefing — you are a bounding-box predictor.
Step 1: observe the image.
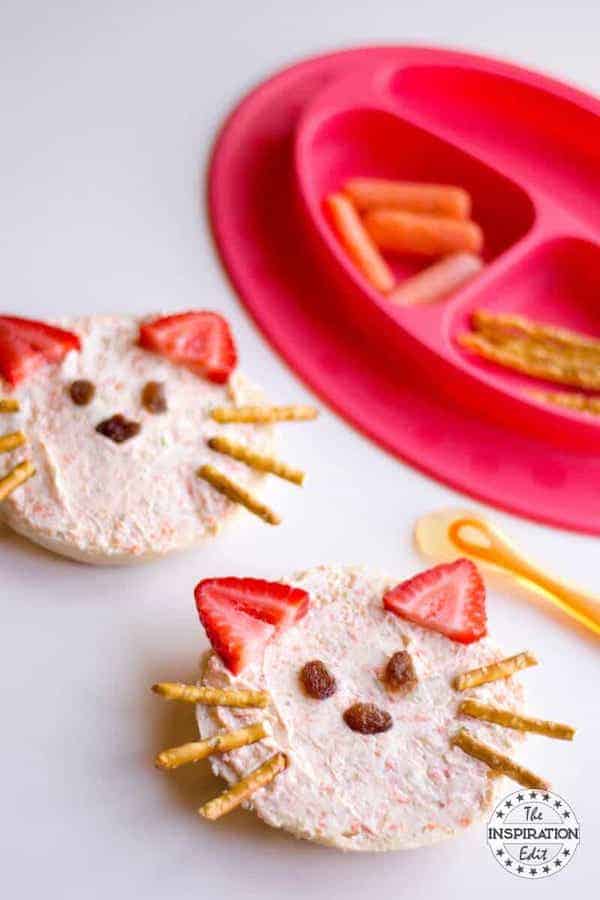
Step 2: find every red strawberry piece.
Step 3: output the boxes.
[196,589,275,676]
[196,577,309,629]
[0,316,81,386]
[139,311,237,384]
[195,577,310,674]
[383,559,487,644]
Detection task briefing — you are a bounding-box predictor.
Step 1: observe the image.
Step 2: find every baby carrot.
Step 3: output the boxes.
[344,178,471,220]
[364,209,483,257]
[325,193,395,293]
[388,252,483,306]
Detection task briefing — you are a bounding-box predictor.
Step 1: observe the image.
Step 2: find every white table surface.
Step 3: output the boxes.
[1,2,598,897]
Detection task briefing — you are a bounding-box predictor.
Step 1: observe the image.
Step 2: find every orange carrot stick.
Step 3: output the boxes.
[388,253,483,306]
[325,193,396,293]
[344,178,471,220]
[364,209,483,257]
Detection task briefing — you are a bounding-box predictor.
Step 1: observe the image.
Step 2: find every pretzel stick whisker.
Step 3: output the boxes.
[0,431,26,454]
[198,464,281,525]
[0,398,20,413]
[156,722,270,770]
[198,752,287,820]
[211,405,318,424]
[452,728,549,790]
[454,651,538,691]
[459,699,575,740]
[151,682,270,708]
[0,459,35,502]
[208,435,304,485]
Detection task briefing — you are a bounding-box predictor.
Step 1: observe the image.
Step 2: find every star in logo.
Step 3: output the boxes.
[496,849,504,857]
[530,868,537,876]
[554,860,562,868]
[529,792,538,800]
[505,859,512,868]
[543,793,550,801]
[517,793,524,802]
[554,799,562,808]
[504,800,512,808]
[496,810,504,819]
[563,811,571,819]
[517,866,524,874]
[563,849,570,857]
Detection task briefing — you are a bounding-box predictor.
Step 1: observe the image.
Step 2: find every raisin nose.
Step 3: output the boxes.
[96,414,141,443]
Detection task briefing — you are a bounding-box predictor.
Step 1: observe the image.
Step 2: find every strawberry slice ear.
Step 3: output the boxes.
[383,559,487,644]
[139,312,237,384]
[195,577,310,674]
[0,316,81,387]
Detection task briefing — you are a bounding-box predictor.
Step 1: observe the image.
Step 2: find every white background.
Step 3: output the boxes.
[1,2,598,898]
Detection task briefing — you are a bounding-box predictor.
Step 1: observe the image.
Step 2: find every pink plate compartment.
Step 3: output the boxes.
[208,46,600,534]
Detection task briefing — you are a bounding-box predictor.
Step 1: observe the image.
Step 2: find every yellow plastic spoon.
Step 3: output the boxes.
[415,508,600,638]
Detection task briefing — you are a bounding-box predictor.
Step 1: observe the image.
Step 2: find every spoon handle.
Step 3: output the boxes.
[449,517,600,637]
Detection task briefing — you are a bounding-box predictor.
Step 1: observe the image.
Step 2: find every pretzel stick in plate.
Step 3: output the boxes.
[0,431,26,454]
[198,465,280,526]
[529,389,600,415]
[156,722,270,770]
[199,752,287,820]
[208,435,304,485]
[0,398,19,413]
[211,404,318,424]
[452,728,549,789]
[459,332,600,389]
[473,310,600,362]
[459,699,575,741]
[0,459,35,502]
[151,682,270,708]
[454,651,538,691]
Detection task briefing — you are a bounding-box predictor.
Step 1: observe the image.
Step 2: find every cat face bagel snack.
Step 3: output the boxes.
[152,560,574,851]
[0,313,317,563]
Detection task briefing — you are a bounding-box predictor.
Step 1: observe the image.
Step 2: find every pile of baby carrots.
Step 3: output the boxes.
[325,178,484,306]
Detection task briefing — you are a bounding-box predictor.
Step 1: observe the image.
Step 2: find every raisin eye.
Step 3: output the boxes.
[300,660,336,699]
[384,651,418,696]
[141,381,167,414]
[69,380,95,406]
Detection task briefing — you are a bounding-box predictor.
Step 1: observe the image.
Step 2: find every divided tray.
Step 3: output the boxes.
[208,46,600,534]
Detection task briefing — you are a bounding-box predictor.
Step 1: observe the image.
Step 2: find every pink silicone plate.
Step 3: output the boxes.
[208,46,600,534]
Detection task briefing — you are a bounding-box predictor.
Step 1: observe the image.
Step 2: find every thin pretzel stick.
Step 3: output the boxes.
[459,699,575,741]
[0,431,26,454]
[459,332,600,389]
[471,316,600,374]
[529,389,600,415]
[473,309,600,360]
[156,722,270,770]
[0,459,35,502]
[211,404,318,424]
[454,651,538,691]
[197,464,281,526]
[151,682,270,708]
[0,398,19,413]
[452,728,549,789]
[208,436,304,486]
[198,753,287,820]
